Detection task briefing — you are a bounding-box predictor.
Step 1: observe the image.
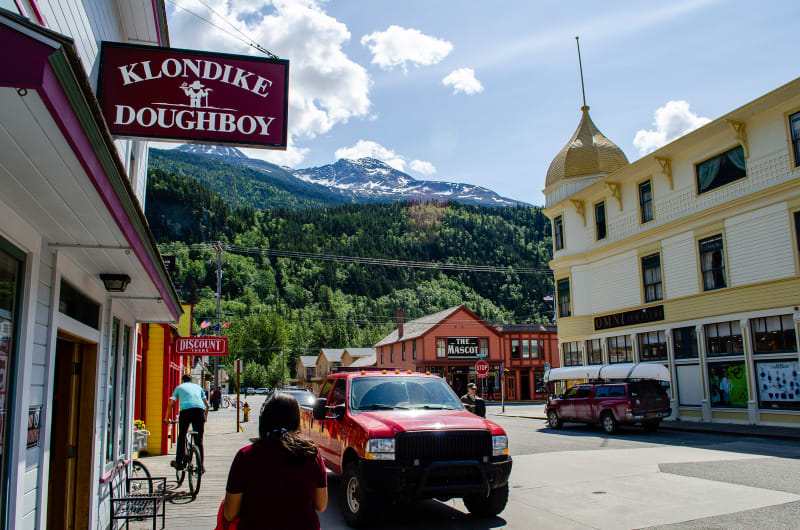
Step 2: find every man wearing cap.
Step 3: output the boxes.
[461,382,481,414]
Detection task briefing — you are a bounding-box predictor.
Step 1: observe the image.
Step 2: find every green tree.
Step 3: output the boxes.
[241,361,268,388]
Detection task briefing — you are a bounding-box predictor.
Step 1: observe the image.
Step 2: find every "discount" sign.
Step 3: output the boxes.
[175,337,228,356]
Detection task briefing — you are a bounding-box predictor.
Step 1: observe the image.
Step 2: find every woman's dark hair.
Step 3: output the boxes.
[257,392,318,463]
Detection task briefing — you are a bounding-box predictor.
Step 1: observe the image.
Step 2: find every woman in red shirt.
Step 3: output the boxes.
[222,392,328,529]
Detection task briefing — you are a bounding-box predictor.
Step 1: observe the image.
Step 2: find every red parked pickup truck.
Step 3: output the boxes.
[545,380,671,434]
[299,370,512,527]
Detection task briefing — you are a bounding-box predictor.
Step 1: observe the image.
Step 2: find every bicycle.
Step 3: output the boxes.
[220,395,232,409]
[131,457,153,494]
[167,420,203,498]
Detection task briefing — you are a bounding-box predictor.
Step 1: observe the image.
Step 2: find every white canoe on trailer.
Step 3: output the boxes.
[544,363,671,383]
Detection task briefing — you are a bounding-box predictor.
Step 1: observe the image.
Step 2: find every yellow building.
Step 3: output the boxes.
[543,78,800,427]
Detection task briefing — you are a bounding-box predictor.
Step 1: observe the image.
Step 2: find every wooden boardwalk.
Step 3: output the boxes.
[131,398,261,529]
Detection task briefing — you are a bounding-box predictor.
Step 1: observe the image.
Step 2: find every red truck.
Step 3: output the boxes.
[299,370,512,527]
[545,380,671,434]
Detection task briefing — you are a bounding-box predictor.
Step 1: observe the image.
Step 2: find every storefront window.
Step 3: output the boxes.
[708,360,748,407]
[522,340,530,359]
[705,321,744,356]
[105,318,120,466]
[639,330,667,361]
[607,335,632,363]
[534,371,546,393]
[755,359,800,410]
[0,241,24,524]
[586,339,602,364]
[425,366,445,378]
[436,339,445,358]
[511,340,520,360]
[751,315,797,353]
[673,327,698,359]
[118,326,131,456]
[562,342,581,366]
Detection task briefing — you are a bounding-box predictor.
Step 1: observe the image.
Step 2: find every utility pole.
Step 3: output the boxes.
[214,242,222,393]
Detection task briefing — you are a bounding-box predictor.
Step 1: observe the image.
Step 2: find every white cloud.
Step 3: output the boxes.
[360,25,453,72]
[166,0,371,167]
[633,100,711,155]
[335,140,436,175]
[442,68,484,95]
[410,160,437,175]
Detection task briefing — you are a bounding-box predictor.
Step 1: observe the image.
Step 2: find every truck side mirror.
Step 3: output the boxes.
[332,404,346,421]
[474,399,486,418]
[313,398,327,421]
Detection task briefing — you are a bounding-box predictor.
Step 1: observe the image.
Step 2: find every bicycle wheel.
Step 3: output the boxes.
[187,445,202,498]
[131,460,153,494]
[221,397,230,409]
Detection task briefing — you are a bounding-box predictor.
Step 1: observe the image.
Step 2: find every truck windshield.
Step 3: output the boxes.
[350,377,463,411]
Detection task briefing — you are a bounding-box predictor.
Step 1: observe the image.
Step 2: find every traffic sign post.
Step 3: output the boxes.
[475,360,489,378]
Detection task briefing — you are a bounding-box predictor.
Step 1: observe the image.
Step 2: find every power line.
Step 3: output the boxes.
[192,241,553,276]
[166,0,279,58]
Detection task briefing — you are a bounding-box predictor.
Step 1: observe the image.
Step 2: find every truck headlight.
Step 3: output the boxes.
[366,438,396,460]
[492,435,508,456]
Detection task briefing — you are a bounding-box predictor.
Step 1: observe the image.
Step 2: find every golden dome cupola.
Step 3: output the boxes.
[545,105,629,188]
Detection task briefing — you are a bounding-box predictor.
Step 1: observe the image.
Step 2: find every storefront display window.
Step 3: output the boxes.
[755,359,800,410]
[534,371,546,393]
[673,327,698,359]
[639,330,667,361]
[705,321,744,356]
[0,241,24,525]
[607,335,632,363]
[105,318,120,466]
[118,326,131,456]
[563,341,581,366]
[587,339,602,364]
[708,360,748,408]
[751,315,797,353]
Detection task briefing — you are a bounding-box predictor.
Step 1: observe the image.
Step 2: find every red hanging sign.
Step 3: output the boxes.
[98,42,289,149]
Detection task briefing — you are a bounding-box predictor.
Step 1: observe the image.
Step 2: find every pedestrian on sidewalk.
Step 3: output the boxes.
[221,392,327,529]
[211,386,221,411]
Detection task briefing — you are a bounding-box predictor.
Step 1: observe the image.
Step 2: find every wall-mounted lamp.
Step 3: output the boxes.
[100,274,131,292]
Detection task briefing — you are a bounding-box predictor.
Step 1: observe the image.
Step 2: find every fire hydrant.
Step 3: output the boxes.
[243,402,250,423]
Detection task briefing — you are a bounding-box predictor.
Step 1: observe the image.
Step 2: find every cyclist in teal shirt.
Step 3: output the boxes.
[164,374,210,470]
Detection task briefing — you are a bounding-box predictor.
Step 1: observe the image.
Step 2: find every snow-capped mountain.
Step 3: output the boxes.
[169,145,529,208]
[294,158,528,207]
[177,144,249,159]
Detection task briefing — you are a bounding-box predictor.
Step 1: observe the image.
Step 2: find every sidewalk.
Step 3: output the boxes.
[131,404,258,529]
[488,402,800,441]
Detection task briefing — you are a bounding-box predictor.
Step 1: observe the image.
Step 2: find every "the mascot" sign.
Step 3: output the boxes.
[98,43,289,149]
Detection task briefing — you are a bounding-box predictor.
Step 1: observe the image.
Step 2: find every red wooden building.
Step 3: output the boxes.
[375,306,559,401]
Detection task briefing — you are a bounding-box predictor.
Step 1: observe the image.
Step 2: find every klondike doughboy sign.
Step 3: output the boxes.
[98,42,289,149]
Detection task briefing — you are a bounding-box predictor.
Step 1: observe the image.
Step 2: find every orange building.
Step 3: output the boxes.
[374,306,558,401]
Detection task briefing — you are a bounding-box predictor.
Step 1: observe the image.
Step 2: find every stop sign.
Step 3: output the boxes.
[475,360,489,377]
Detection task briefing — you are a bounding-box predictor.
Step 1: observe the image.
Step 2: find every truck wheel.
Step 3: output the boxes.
[601,412,618,434]
[547,409,563,429]
[642,420,660,432]
[464,484,509,517]
[341,462,376,527]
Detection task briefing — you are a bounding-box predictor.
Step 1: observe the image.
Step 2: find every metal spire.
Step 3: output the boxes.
[575,36,588,109]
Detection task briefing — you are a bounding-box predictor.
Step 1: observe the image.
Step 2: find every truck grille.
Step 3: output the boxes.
[396,430,492,464]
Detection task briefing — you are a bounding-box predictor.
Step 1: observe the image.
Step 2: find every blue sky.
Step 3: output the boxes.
[165,0,799,205]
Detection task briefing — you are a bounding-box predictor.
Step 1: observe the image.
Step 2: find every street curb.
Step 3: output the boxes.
[491,413,800,442]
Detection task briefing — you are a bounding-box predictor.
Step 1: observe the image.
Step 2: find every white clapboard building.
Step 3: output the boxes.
[0,2,180,528]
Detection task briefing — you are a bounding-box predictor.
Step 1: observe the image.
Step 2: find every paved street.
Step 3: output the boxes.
[133,398,800,529]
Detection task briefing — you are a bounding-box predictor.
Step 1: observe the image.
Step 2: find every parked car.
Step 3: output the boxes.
[245,387,255,395]
[546,379,671,434]
[255,388,269,395]
[271,388,315,408]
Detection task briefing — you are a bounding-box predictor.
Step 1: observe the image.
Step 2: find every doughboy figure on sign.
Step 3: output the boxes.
[180,80,212,108]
